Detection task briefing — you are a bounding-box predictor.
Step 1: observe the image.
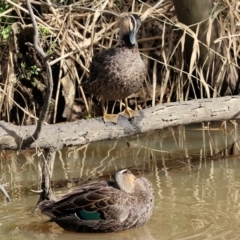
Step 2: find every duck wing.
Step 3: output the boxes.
[82,48,117,91]
[39,180,129,221]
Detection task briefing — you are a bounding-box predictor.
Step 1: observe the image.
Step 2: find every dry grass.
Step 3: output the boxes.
[0,0,239,124]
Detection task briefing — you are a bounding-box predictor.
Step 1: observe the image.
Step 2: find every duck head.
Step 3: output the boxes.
[114,169,136,194]
[119,14,142,46]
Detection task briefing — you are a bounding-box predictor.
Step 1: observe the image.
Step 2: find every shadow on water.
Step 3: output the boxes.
[1,122,240,239]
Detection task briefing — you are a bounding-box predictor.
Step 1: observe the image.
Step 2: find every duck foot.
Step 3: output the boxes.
[103,113,119,123]
[119,108,139,119]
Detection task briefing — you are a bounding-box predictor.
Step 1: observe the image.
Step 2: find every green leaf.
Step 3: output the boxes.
[2,26,11,39]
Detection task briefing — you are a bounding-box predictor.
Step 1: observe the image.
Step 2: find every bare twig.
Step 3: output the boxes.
[0,183,11,202]
[5,0,49,27]
[22,0,53,147]
[32,147,56,213]
[38,0,122,18]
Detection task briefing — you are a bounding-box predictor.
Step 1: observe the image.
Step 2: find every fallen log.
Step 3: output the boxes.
[0,95,239,150]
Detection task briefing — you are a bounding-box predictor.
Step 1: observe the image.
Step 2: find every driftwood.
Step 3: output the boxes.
[0,95,239,150]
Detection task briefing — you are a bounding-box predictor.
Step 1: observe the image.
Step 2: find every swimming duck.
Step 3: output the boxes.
[39,169,154,233]
[82,14,146,123]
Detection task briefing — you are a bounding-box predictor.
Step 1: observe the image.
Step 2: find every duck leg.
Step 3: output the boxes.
[119,98,139,119]
[101,99,119,123]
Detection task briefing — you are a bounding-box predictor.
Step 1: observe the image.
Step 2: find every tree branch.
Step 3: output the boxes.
[23,0,53,148]
[0,183,10,202]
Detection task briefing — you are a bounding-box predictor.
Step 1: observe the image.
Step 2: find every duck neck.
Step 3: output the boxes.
[119,35,138,48]
[114,173,136,194]
[115,181,135,194]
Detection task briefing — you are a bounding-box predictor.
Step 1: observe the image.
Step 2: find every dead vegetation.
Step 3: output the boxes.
[0,0,239,125]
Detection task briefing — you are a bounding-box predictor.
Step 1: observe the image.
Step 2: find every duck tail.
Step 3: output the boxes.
[38,200,56,218]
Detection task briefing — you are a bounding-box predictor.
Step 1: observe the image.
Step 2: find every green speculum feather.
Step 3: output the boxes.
[77,209,102,220]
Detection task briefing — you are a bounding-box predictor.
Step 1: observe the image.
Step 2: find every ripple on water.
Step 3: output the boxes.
[149,159,240,240]
[2,156,240,240]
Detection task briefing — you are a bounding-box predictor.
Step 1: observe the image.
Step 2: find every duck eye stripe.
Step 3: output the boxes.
[129,15,137,31]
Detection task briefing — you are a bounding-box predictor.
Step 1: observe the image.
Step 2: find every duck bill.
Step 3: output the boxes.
[129,30,136,45]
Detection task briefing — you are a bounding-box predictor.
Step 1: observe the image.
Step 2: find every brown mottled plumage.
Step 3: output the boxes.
[82,14,146,122]
[39,169,154,233]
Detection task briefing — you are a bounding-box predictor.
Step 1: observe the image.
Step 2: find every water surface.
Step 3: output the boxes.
[1,123,240,240]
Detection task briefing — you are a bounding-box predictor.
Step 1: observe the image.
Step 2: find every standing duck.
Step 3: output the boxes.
[39,169,154,233]
[82,14,146,123]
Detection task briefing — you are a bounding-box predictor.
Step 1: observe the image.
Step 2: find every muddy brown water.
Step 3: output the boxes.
[1,123,240,240]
